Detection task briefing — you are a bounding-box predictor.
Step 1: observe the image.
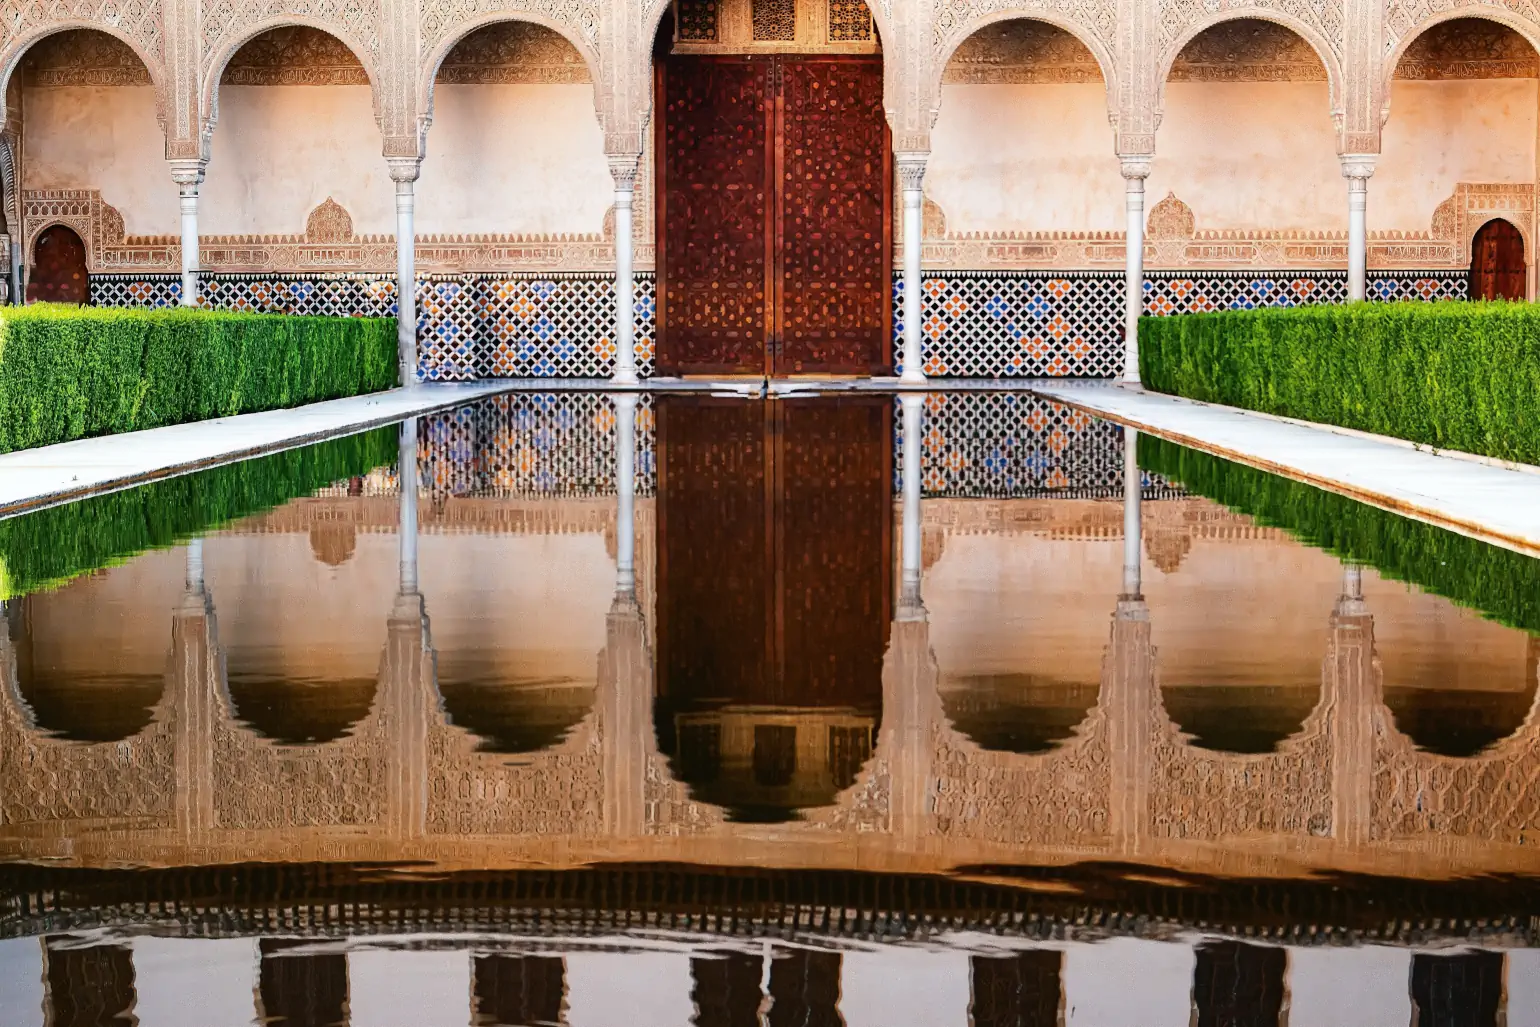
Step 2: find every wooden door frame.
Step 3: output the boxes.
[655,53,892,377]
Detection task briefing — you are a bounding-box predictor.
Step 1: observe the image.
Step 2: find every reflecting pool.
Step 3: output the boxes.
[0,391,1537,1025]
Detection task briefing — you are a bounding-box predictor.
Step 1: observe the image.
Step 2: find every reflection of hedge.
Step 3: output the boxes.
[0,426,397,599]
[1139,303,1540,464]
[1139,434,1540,634]
[0,304,396,453]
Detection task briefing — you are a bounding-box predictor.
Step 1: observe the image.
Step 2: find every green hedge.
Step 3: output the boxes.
[1139,433,1540,634]
[0,426,398,599]
[1139,302,1540,464]
[0,304,396,453]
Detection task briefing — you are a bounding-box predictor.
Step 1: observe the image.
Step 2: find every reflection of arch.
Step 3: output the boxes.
[939,674,1099,755]
[27,224,89,304]
[1384,635,1540,758]
[201,20,385,149]
[308,522,358,567]
[417,14,604,130]
[1161,682,1324,754]
[1468,217,1527,301]
[438,676,595,755]
[1156,13,1343,117]
[933,13,1119,119]
[225,672,379,745]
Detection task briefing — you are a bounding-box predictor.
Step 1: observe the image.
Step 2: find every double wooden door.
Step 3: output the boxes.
[1470,218,1526,301]
[656,55,891,376]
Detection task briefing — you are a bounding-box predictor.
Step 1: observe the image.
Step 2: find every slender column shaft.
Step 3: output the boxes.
[394,178,417,385]
[1121,159,1150,384]
[614,395,638,594]
[897,154,927,383]
[398,418,419,595]
[610,157,640,385]
[169,162,206,307]
[899,394,925,615]
[1122,428,1142,598]
[1341,156,1376,302]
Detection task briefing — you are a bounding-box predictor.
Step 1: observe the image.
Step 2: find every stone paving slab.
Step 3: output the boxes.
[1026,382,1540,558]
[0,383,518,518]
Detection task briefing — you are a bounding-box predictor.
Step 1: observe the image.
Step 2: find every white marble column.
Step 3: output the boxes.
[1122,427,1141,598]
[169,160,206,307]
[614,394,638,594]
[1121,157,1151,385]
[896,153,928,384]
[398,418,418,595]
[388,159,422,386]
[1341,155,1377,302]
[899,393,925,616]
[610,156,641,385]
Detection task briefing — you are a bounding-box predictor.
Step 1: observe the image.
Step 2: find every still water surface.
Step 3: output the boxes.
[0,391,1537,1025]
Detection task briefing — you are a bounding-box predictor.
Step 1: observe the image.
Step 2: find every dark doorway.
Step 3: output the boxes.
[970,951,1063,1027]
[1411,950,1504,1027]
[1469,218,1525,301]
[256,938,349,1027]
[43,939,136,1027]
[27,224,88,303]
[656,55,891,376]
[472,954,566,1026]
[1193,940,1287,1027]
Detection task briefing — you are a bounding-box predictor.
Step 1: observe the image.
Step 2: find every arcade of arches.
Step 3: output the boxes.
[1,1,1540,377]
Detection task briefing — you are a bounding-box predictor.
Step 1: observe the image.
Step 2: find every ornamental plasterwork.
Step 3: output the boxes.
[16,29,153,85]
[669,0,878,54]
[941,19,1104,83]
[418,0,603,65]
[1385,0,1540,54]
[0,0,165,80]
[219,24,370,84]
[435,20,592,83]
[1392,16,1539,77]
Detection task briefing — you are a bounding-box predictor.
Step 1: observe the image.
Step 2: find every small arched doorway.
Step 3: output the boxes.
[1469,218,1526,301]
[26,224,88,303]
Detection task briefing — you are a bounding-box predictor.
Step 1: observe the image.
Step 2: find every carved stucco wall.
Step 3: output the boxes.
[4,4,1540,273]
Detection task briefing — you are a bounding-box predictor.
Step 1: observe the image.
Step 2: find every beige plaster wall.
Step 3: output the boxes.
[21,85,175,236]
[1376,78,1538,234]
[202,85,394,236]
[417,84,611,237]
[928,83,1122,233]
[1147,82,1341,232]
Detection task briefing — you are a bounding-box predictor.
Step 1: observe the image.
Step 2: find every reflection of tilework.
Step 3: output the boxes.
[418,393,658,499]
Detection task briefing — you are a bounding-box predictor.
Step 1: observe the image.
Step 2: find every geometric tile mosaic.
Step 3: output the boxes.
[94,268,1468,382]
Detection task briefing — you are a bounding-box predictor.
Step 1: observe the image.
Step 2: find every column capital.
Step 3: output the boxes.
[895,151,929,191]
[1339,153,1377,181]
[1119,156,1153,181]
[387,157,423,184]
[608,154,641,192]
[168,158,206,187]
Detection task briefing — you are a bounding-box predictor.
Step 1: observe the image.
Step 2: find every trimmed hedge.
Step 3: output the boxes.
[0,304,396,453]
[1139,302,1540,464]
[0,425,398,599]
[1139,433,1540,634]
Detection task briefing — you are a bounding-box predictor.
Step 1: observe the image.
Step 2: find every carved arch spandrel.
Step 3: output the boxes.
[0,24,174,142]
[1155,10,1347,124]
[930,11,1121,128]
[199,17,391,160]
[415,12,606,140]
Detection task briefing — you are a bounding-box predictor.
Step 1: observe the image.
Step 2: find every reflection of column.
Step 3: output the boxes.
[173,540,218,836]
[1326,559,1377,847]
[389,159,422,386]
[602,392,651,836]
[896,153,928,383]
[1341,155,1376,302]
[899,394,925,616]
[1122,427,1141,599]
[169,159,206,307]
[610,156,641,385]
[385,417,431,842]
[1120,157,1151,384]
[615,395,638,595]
[399,419,419,595]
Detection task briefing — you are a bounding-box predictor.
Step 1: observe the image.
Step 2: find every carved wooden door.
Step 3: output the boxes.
[657,56,891,376]
[1470,218,1526,301]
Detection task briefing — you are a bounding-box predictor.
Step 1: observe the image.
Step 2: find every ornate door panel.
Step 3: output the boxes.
[1470,218,1526,301]
[777,58,891,374]
[657,58,774,375]
[658,55,891,376]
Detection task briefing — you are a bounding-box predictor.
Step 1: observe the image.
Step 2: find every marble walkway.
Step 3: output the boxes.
[0,382,517,517]
[1026,381,1540,558]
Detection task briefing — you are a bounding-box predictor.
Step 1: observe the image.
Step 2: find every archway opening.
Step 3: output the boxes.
[1383,18,1539,298]
[27,223,87,303]
[652,0,890,377]
[11,29,161,302]
[1383,633,1540,758]
[1469,217,1526,300]
[438,675,594,755]
[940,673,1099,755]
[1151,20,1337,257]
[203,27,387,258]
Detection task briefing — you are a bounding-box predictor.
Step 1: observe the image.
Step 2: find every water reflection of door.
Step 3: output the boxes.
[655,396,891,820]
[656,55,891,376]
